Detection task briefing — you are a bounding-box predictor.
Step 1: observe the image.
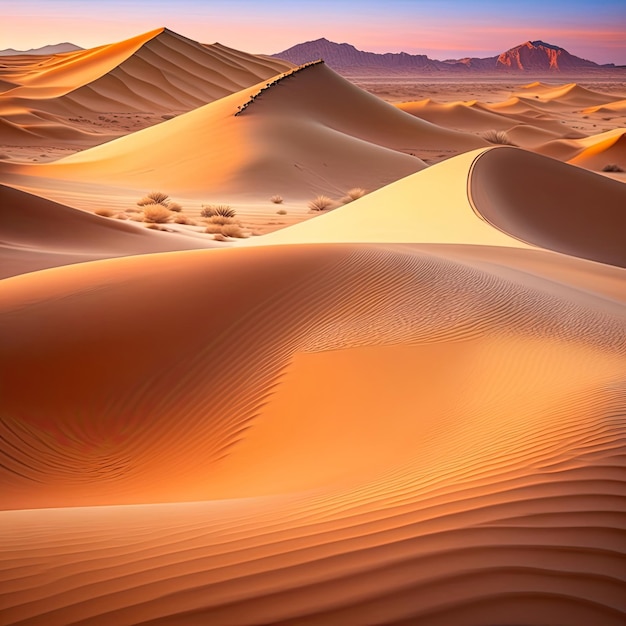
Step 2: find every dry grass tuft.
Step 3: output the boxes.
[137,191,170,206]
[174,215,196,225]
[201,204,236,218]
[341,187,367,204]
[602,163,624,172]
[308,195,335,211]
[142,203,172,223]
[270,195,284,204]
[95,208,115,217]
[205,214,236,226]
[212,233,229,242]
[205,222,224,234]
[221,223,247,238]
[481,129,517,146]
[167,201,183,212]
[276,208,287,215]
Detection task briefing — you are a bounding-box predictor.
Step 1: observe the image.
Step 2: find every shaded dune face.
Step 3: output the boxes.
[469,147,626,267]
[0,185,215,278]
[0,243,625,624]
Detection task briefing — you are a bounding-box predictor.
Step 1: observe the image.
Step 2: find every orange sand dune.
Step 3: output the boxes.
[248,148,529,248]
[0,241,624,624]
[0,184,214,278]
[2,63,487,201]
[396,99,512,132]
[567,129,626,171]
[583,99,626,115]
[0,28,293,146]
[515,82,623,107]
[469,147,626,266]
[250,146,626,268]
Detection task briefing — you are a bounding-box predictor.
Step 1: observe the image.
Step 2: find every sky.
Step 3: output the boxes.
[3,0,625,64]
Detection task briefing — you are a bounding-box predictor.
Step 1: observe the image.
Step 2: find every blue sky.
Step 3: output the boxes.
[3,0,625,63]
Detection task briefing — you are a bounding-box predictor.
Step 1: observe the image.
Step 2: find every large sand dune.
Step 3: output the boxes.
[3,62,489,203]
[0,28,293,147]
[1,241,624,624]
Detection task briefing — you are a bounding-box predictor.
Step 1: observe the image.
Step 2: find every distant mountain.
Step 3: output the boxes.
[0,42,82,56]
[455,41,605,72]
[273,39,615,73]
[273,38,445,71]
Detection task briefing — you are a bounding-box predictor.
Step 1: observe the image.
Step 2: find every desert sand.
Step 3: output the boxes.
[0,27,625,626]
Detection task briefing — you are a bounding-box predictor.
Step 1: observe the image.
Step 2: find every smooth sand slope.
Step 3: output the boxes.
[0,28,293,148]
[0,184,215,278]
[1,62,487,204]
[469,147,626,267]
[0,240,625,624]
[254,147,626,268]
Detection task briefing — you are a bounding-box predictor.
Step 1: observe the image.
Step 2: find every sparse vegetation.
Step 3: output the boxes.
[201,204,236,218]
[204,222,224,234]
[602,163,624,172]
[205,214,236,226]
[481,129,517,146]
[221,223,247,238]
[137,191,170,207]
[174,214,196,225]
[308,195,335,211]
[270,195,284,204]
[276,208,287,215]
[341,187,367,204]
[95,208,114,217]
[167,201,183,212]
[142,203,172,223]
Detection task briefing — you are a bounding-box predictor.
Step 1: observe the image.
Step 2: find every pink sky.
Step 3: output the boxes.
[2,0,625,64]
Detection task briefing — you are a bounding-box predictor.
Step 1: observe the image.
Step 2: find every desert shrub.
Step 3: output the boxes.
[205,222,225,234]
[95,208,114,217]
[142,203,172,223]
[341,187,367,203]
[276,208,287,215]
[270,195,284,204]
[481,129,517,146]
[205,214,236,226]
[174,215,196,225]
[221,223,247,238]
[167,201,183,212]
[308,195,335,211]
[137,191,170,206]
[602,163,624,172]
[200,204,236,218]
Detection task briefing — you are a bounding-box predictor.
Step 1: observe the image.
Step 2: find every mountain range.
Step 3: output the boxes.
[0,42,83,56]
[273,39,618,73]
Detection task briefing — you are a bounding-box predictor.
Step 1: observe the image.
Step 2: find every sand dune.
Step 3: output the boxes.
[2,63,488,203]
[0,28,293,147]
[469,147,626,266]
[567,129,626,171]
[515,81,621,107]
[247,148,528,248]
[0,184,215,278]
[1,240,624,624]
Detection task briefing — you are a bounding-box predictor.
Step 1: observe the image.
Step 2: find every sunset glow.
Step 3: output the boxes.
[3,0,625,63]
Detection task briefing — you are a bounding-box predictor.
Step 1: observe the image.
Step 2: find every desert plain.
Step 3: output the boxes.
[0,26,625,626]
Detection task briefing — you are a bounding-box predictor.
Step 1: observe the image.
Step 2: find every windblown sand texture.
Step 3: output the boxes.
[1,28,625,626]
